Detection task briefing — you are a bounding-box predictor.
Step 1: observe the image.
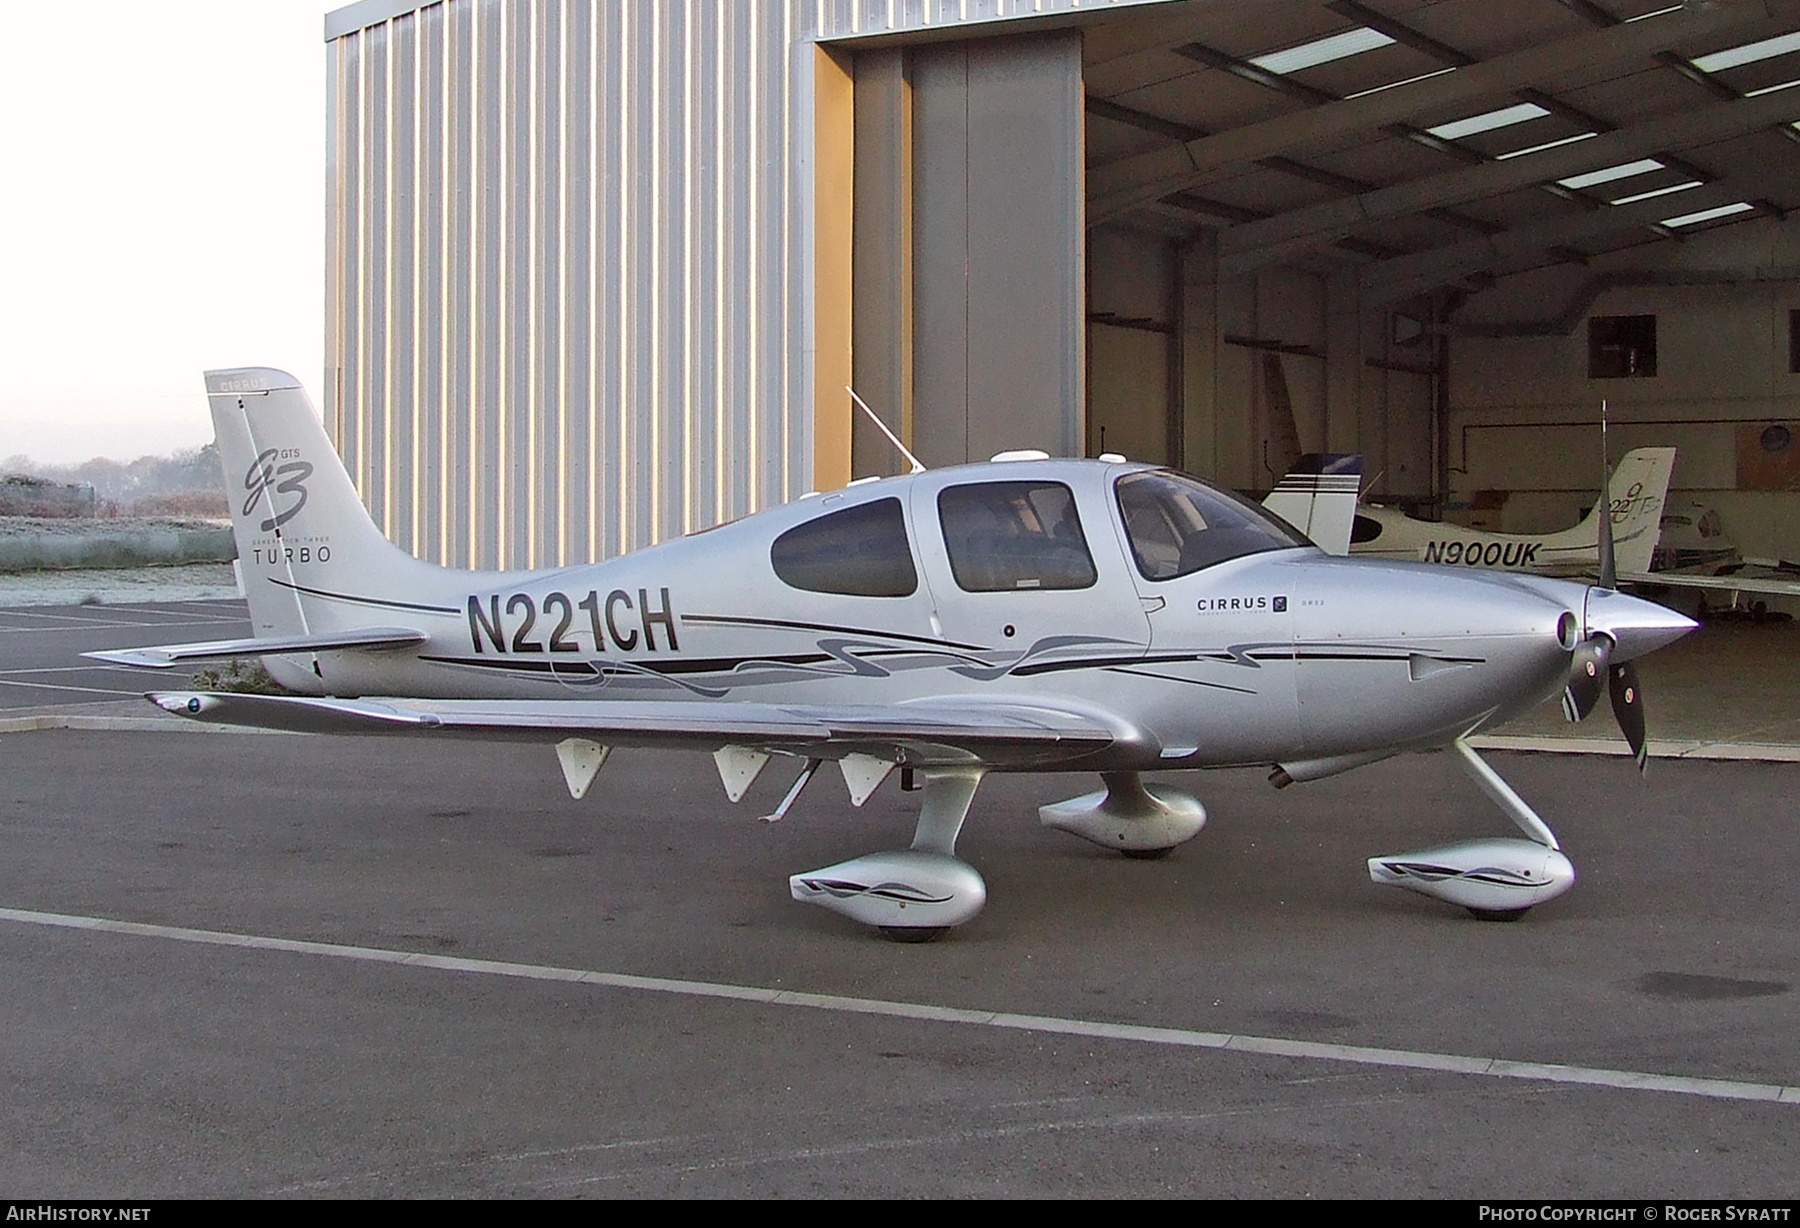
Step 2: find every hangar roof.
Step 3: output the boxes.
[1082,0,1800,305]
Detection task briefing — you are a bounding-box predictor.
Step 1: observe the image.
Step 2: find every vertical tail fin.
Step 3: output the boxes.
[207,368,445,640]
[1262,454,1363,555]
[1554,447,1676,577]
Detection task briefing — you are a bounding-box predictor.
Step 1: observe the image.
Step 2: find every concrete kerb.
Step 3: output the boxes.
[0,711,288,735]
[0,699,287,736]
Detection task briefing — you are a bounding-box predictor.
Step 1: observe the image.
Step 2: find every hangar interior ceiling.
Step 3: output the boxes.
[1064,0,1800,548]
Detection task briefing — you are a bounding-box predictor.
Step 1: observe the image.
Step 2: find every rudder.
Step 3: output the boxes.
[1546,447,1677,578]
[1604,447,1675,577]
[1262,453,1363,555]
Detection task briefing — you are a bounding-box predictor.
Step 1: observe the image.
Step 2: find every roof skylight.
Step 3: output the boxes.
[1608,180,1703,206]
[1248,27,1396,75]
[1426,103,1550,140]
[1660,201,1756,227]
[1556,158,1665,190]
[1690,30,1800,73]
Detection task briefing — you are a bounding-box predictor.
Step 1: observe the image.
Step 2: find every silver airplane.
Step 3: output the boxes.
[91,369,1696,939]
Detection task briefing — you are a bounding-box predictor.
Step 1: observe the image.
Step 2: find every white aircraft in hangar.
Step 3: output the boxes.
[91,369,1694,940]
[1346,447,1676,579]
[1345,445,1800,609]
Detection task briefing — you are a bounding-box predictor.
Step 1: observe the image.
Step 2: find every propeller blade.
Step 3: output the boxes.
[1562,637,1609,722]
[1597,486,1616,590]
[1597,403,1616,590]
[1609,660,1647,772]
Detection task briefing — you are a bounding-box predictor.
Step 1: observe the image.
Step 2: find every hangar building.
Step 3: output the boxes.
[320,0,1800,578]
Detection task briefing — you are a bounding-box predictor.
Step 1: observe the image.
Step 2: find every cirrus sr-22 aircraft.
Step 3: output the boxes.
[90,370,1695,940]
[1346,445,1800,609]
[1347,447,1676,578]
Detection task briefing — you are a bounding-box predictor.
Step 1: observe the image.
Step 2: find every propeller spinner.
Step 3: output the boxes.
[1559,416,1685,771]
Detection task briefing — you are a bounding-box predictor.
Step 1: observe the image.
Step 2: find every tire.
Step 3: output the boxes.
[879,926,949,943]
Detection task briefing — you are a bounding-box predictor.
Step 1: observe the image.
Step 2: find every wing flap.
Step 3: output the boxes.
[87,626,428,669]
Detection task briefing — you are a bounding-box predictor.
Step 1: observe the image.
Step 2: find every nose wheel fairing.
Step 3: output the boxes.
[1369,838,1575,916]
[1368,737,1576,918]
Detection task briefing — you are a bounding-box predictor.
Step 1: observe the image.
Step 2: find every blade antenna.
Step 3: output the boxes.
[1597,400,1616,590]
[847,387,925,475]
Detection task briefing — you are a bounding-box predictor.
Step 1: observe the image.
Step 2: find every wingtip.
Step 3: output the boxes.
[147,692,209,717]
[86,648,177,669]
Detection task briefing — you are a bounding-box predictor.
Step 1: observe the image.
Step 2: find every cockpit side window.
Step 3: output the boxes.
[937,481,1097,592]
[771,497,917,596]
[1115,470,1308,581]
[1351,514,1383,544]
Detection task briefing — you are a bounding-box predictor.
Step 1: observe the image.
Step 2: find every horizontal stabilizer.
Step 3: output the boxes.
[87,626,428,669]
[143,692,1122,767]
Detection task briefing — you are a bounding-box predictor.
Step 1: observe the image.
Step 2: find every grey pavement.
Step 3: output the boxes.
[0,597,248,714]
[0,725,1797,1195]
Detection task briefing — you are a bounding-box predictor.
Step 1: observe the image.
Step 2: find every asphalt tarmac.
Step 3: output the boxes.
[1,600,1798,1197]
[0,598,248,709]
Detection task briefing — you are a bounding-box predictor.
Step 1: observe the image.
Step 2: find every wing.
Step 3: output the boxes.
[86,626,427,668]
[1622,570,1800,598]
[144,691,1126,771]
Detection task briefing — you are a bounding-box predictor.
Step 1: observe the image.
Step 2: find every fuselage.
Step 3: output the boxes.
[1348,503,1647,577]
[259,458,1667,774]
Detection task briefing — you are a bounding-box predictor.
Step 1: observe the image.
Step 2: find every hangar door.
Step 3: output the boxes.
[849,33,1086,476]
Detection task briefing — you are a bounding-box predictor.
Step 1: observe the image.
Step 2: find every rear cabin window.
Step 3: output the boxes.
[770,497,917,596]
[937,481,1097,592]
[1116,470,1308,581]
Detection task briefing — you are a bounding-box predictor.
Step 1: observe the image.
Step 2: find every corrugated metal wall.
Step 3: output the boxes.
[326,0,1166,569]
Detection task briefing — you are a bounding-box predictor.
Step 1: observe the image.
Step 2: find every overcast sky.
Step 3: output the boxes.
[0,2,330,464]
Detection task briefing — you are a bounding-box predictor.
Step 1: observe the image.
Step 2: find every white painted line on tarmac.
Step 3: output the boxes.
[0,677,144,697]
[0,614,242,633]
[4,905,1796,1107]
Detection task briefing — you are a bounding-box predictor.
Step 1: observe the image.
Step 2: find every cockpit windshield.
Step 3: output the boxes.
[1115,470,1309,581]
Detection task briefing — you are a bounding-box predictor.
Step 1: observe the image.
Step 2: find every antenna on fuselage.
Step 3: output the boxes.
[846,386,926,475]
